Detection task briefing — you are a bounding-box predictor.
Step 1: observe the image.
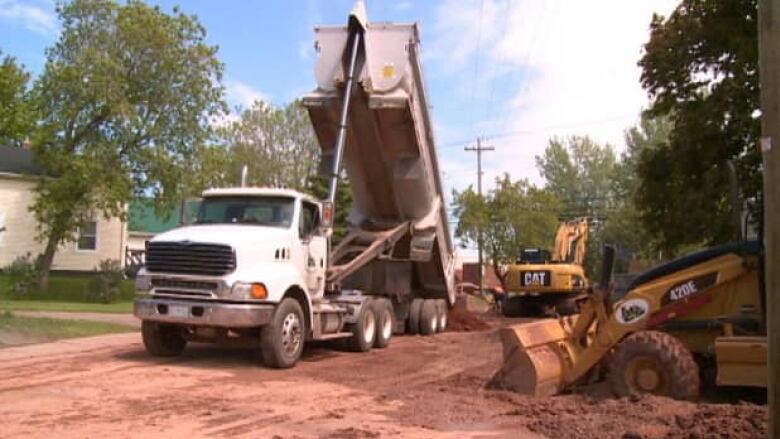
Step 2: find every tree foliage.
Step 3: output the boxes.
[453,174,562,282]
[0,51,34,147]
[30,0,225,287]
[218,100,319,190]
[536,135,619,219]
[637,0,759,254]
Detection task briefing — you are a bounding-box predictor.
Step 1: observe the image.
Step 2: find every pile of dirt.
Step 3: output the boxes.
[447,307,490,332]
[485,391,767,439]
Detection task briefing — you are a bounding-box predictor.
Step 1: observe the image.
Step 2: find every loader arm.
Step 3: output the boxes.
[496,244,760,397]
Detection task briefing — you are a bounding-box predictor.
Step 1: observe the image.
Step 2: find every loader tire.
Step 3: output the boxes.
[373,297,393,349]
[419,299,439,335]
[345,298,376,352]
[608,330,700,400]
[261,298,306,368]
[435,299,448,332]
[407,297,424,334]
[142,321,186,357]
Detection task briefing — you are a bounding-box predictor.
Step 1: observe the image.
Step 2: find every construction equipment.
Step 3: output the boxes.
[502,218,590,316]
[134,2,456,367]
[495,241,767,399]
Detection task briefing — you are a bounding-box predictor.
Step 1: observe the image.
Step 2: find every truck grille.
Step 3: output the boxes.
[146,242,236,276]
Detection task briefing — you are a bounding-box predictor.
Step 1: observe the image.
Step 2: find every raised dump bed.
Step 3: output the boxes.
[303,3,455,304]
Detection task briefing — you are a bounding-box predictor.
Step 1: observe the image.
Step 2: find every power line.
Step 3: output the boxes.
[439,112,638,149]
[482,0,513,124]
[467,0,486,138]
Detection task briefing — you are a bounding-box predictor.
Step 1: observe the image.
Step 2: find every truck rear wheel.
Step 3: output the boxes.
[608,330,700,400]
[373,298,393,349]
[407,297,424,334]
[419,299,439,335]
[260,298,305,369]
[345,299,376,352]
[435,299,448,332]
[141,321,186,357]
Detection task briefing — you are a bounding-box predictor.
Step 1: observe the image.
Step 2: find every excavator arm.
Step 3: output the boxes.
[552,218,589,266]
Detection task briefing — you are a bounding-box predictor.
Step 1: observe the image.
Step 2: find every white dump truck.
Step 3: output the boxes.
[133,2,456,368]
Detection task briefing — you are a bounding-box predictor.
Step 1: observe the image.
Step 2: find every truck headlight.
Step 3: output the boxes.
[135,274,151,292]
[231,282,268,300]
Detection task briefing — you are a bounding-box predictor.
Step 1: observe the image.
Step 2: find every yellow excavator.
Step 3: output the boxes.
[502,218,590,316]
[494,241,767,400]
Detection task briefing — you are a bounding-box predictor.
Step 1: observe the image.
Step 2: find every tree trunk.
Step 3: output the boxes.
[36,231,62,291]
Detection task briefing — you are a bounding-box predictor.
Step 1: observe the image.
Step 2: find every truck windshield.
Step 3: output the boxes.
[195,196,295,228]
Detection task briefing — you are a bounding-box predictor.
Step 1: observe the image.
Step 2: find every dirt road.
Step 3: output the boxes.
[0,318,767,439]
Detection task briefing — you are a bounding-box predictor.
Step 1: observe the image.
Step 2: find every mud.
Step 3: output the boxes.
[0,310,767,438]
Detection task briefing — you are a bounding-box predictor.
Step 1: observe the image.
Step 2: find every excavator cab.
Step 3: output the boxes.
[517,248,551,264]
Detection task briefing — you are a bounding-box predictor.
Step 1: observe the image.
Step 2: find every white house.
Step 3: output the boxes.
[0,146,128,271]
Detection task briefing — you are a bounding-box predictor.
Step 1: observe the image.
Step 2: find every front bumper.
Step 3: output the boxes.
[134,298,274,328]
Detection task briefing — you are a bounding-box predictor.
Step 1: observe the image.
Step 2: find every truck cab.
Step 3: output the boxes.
[134,187,331,366]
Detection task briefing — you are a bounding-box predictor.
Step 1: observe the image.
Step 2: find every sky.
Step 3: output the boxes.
[1,0,678,256]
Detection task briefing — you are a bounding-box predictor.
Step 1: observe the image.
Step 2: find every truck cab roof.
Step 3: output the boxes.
[202,187,321,205]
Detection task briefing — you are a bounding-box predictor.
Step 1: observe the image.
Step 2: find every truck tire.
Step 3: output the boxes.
[373,298,393,349]
[419,299,439,335]
[608,330,700,400]
[435,299,448,332]
[407,297,424,334]
[260,298,305,369]
[142,321,186,357]
[345,298,377,352]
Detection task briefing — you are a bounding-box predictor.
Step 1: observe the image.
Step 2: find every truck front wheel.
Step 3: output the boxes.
[261,298,305,369]
[141,321,186,357]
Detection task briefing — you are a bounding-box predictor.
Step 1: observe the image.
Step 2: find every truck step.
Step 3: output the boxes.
[313,331,353,341]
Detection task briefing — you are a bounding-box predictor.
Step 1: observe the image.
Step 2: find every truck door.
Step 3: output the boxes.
[300,201,327,298]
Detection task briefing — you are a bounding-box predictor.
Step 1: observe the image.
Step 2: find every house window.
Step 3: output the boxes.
[77,221,98,251]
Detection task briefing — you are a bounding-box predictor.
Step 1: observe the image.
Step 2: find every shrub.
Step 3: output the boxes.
[2,253,38,298]
[84,259,125,304]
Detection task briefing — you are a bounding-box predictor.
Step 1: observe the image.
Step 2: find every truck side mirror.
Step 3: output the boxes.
[321,201,334,228]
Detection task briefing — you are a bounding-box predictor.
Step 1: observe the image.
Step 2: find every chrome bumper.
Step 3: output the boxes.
[134,298,274,328]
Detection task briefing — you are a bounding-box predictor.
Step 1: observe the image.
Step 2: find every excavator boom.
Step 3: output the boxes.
[552,217,589,265]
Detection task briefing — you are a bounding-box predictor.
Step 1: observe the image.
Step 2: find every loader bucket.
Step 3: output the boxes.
[494,318,572,397]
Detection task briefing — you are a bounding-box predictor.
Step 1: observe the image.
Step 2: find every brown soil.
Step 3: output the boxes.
[0,309,767,438]
[446,306,491,332]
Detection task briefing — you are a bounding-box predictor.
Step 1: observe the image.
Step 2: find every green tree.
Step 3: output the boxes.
[453,174,562,284]
[601,115,674,270]
[637,0,759,254]
[535,136,620,275]
[30,0,226,288]
[0,51,35,147]
[219,99,319,190]
[536,135,618,218]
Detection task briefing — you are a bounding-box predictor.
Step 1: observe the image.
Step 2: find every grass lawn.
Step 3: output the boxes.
[0,300,133,314]
[0,312,135,344]
[0,273,136,314]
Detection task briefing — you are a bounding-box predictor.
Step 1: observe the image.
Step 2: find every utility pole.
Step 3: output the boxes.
[758,0,779,436]
[465,138,494,296]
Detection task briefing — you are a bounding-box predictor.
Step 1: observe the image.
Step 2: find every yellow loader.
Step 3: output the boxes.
[494,241,766,400]
[502,218,590,316]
